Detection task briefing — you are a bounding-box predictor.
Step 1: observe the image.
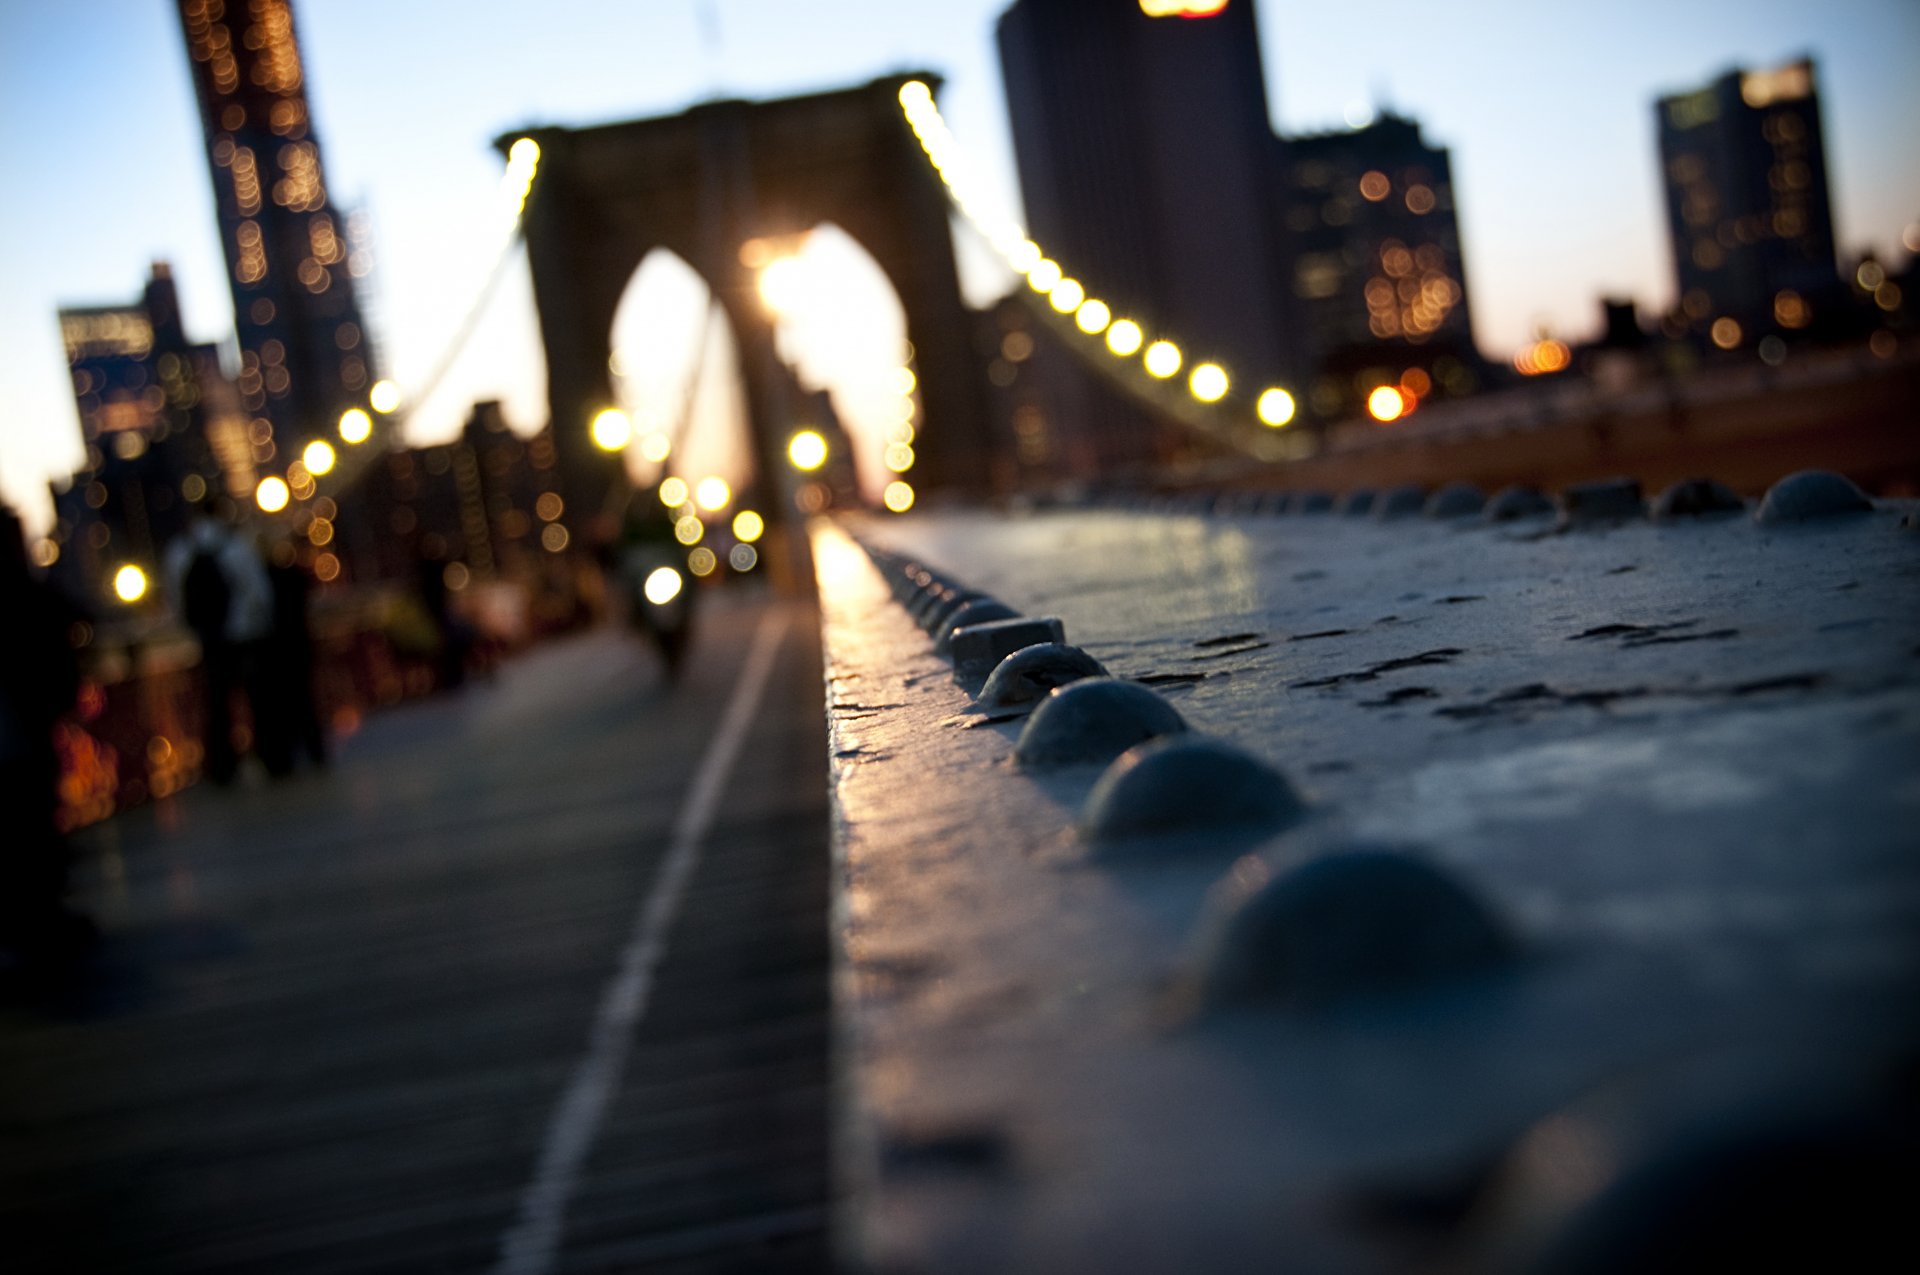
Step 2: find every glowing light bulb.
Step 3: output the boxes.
[591,408,632,451]
[1106,319,1144,356]
[1026,258,1063,292]
[113,564,148,603]
[1257,388,1296,427]
[1143,340,1182,379]
[1188,363,1228,402]
[1075,299,1111,334]
[788,429,828,471]
[1367,385,1407,422]
[643,566,683,604]
[1049,278,1085,313]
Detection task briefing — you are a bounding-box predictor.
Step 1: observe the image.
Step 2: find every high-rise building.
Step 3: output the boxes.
[996,0,1293,390]
[1279,113,1480,418]
[1656,57,1839,344]
[49,264,254,607]
[174,0,378,459]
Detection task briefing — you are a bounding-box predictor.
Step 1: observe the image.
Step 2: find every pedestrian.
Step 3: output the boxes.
[0,505,92,962]
[258,537,327,775]
[164,498,273,784]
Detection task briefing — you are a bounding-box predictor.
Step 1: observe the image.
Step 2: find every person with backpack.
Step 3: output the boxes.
[164,498,273,784]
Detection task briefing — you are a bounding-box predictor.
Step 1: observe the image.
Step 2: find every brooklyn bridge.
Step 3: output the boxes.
[4,3,1917,1272]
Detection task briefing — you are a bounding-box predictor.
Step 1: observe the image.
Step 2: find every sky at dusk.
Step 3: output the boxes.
[3,0,1916,528]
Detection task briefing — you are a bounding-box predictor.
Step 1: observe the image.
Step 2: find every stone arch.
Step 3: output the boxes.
[503,73,990,528]
[606,246,752,499]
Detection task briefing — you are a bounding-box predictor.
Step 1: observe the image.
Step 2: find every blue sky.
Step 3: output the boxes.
[3,0,1915,527]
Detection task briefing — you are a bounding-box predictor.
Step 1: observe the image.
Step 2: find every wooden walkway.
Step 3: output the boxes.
[1,592,832,1274]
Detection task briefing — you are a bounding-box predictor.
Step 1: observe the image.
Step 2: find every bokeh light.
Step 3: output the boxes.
[338,407,372,444]
[1188,362,1228,402]
[688,546,718,576]
[591,407,632,451]
[658,476,689,506]
[256,476,290,512]
[1075,299,1111,334]
[1143,340,1182,379]
[883,480,915,513]
[638,431,672,463]
[1106,319,1144,356]
[694,476,731,511]
[788,429,828,471]
[368,379,402,413]
[113,564,148,603]
[1367,385,1407,422]
[1257,388,1296,427]
[302,439,336,475]
[732,510,765,542]
[644,566,684,604]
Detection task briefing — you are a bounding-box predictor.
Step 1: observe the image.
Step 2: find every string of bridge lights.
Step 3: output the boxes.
[246,137,544,521]
[894,80,1298,432]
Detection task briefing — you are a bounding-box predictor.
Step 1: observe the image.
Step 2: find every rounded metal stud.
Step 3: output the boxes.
[1651,477,1747,520]
[1014,678,1189,769]
[1485,485,1556,522]
[1425,482,1486,519]
[978,642,1108,707]
[933,598,1015,652]
[1376,484,1428,519]
[1559,478,1645,525]
[1755,470,1874,524]
[950,617,1067,681]
[1081,737,1307,846]
[1195,846,1517,1010]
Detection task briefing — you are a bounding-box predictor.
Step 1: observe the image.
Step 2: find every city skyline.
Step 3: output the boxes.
[3,0,1917,529]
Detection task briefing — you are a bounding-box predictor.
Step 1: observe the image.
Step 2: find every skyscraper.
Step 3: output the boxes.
[50,264,254,606]
[174,0,378,461]
[1279,113,1480,418]
[996,0,1293,389]
[1656,57,1839,344]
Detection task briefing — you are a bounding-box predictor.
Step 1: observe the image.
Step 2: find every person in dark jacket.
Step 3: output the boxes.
[0,506,90,961]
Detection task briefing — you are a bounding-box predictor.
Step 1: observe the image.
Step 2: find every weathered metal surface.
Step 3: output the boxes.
[815,501,1920,1273]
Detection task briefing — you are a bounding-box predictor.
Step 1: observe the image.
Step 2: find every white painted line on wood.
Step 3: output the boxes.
[494,608,792,1275]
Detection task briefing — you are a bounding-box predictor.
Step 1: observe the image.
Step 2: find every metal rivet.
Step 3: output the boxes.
[1014,678,1189,769]
[934,599,1018,654]
[1082,737,1306,846]
[1376,484,1428,519]
[923,589,988,635]
[1650,477,1746,520]
[1339,489,1379,517]
[1485,485,1556,522]
[1755,469,1874,524]
[1425,482,1486,519]
[1195,846,1517,1010]
[1560,478,1645,525]
[950,617,1067,681]
[978,642,1108,707]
